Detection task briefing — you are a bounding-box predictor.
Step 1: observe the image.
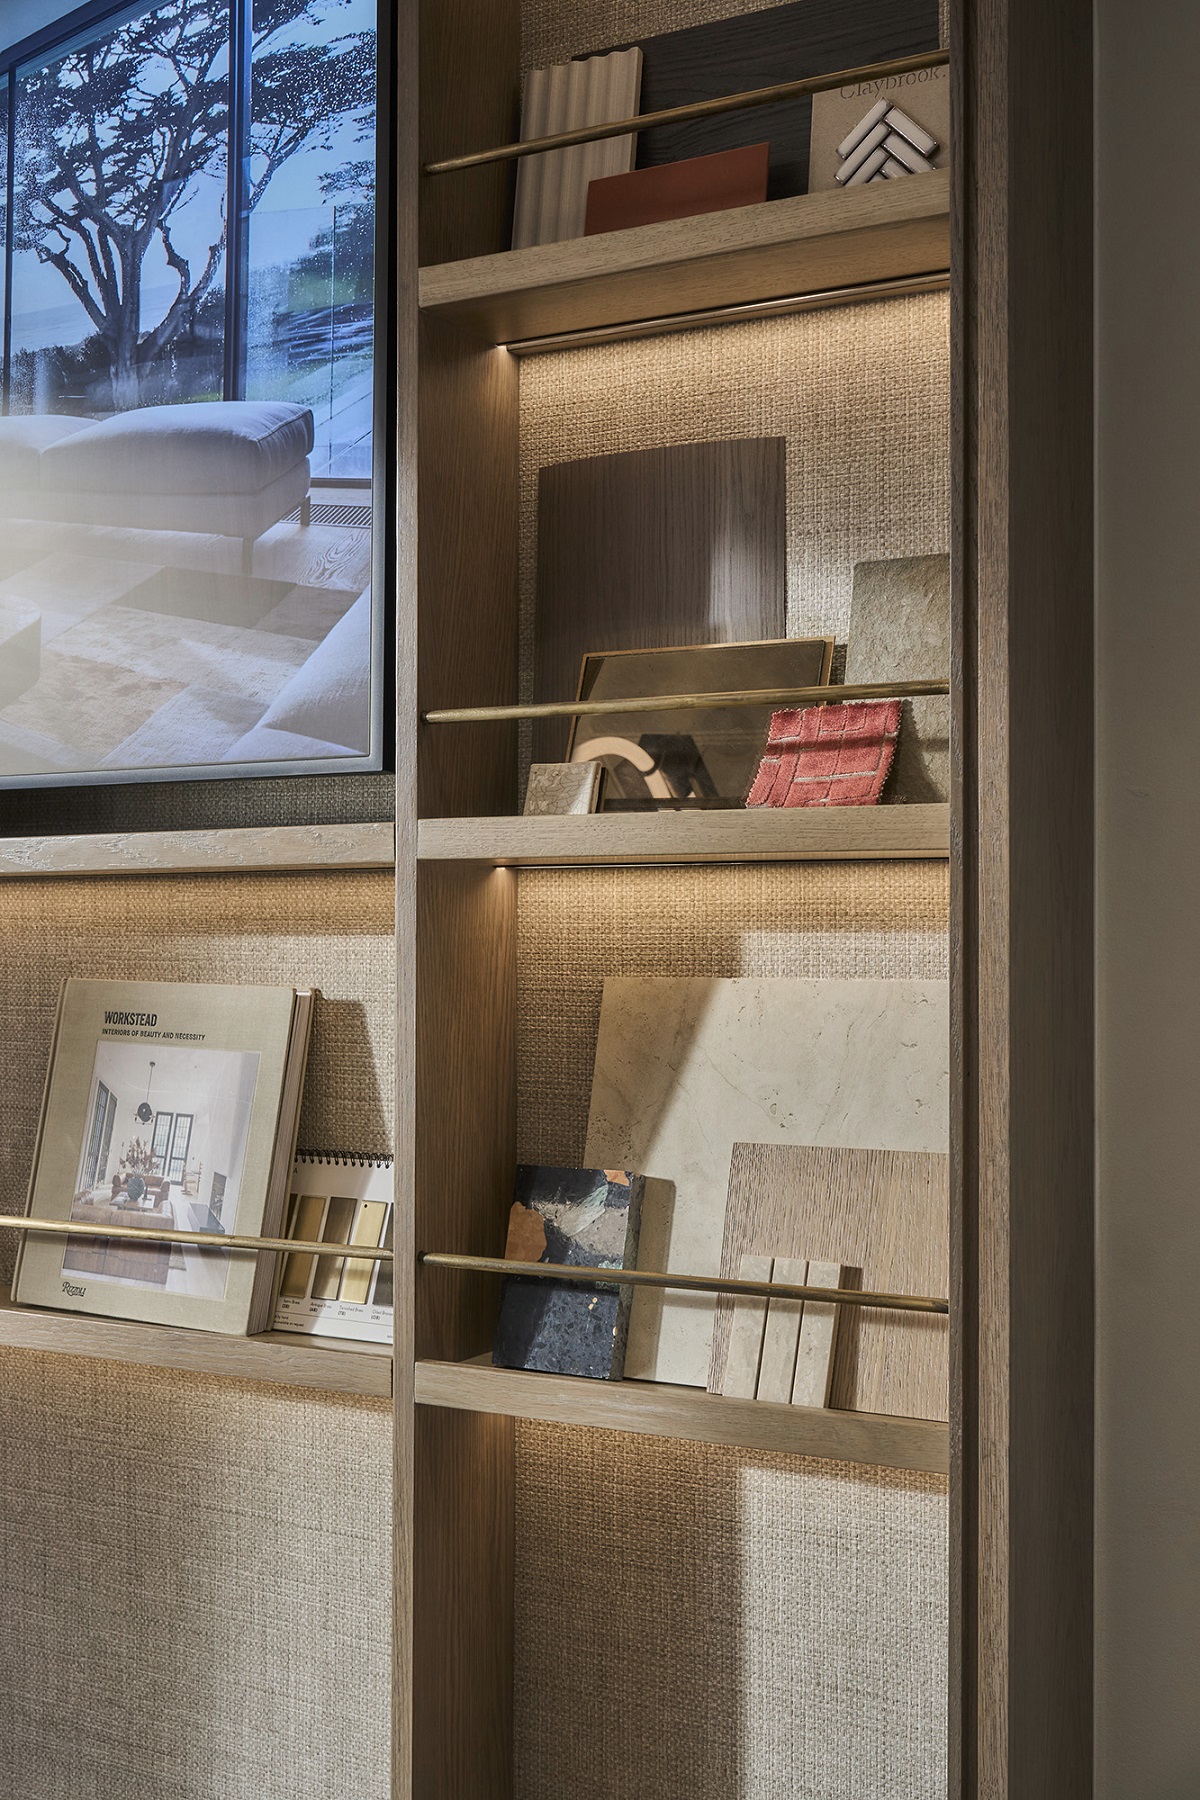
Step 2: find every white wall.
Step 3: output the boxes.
[1096,1,1200,1791]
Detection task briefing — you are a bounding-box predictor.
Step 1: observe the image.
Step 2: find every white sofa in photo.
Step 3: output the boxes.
[0,401,314,569]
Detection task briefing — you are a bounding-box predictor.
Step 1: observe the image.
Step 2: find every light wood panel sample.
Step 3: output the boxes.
[415,1356,949,1472]
[534,437,785,763]
[710,1143,948,1421]
[417,172,951,343]
[417,804,951,864]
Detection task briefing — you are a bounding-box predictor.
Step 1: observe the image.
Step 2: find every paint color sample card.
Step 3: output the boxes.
[272,1155,394,1343]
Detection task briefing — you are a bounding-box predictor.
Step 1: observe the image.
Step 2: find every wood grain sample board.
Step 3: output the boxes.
[710,1142,948,1421]
[534,437,785,762]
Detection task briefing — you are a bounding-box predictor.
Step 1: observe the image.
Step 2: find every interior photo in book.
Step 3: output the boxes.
[0,0,383,787]
[64,1040,260,1297]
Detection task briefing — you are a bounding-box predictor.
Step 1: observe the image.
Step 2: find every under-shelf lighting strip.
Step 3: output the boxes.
[422,48,951,175]
[421,1252,948,1315]
[501,271,951,357]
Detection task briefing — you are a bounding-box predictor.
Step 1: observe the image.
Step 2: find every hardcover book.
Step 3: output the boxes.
[492,1165,645,1381]
[13,979,313,1335]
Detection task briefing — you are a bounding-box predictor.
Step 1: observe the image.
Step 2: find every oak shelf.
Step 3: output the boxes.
[0,1286,393,1399]
[418,170,950,344]
[417,804,950,865]
[0,822,396,881]
[415,1356,948,1472]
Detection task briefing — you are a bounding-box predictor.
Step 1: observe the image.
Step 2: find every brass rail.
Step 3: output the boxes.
[423,678,949,725]
[421,1251,948,1315]
[424,49,950,175]
[0,1214,391,1263]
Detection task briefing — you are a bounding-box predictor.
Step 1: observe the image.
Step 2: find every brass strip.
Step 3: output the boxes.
[424,49,950,174]
[421,1252,948,1315]
[423,678,949,725]
[0,1214,391,1262]
[503,270,951,356]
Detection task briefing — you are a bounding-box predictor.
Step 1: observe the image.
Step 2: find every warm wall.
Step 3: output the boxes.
[0,871,395,1800]
[1095,1,1200,1791]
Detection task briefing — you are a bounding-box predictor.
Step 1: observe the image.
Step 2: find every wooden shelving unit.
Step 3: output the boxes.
[418,804,950,865]
[0,1285,392,1398]
[415,1356,948,1471]
[419,170,949,343]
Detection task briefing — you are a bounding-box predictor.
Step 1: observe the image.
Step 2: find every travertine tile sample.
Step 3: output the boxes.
[712,1143,949,1421]
[719,1252,771,1398]
[791,1257,844,1408]
[756,1256,806,1403]
[845,554,950,803]
[583,977,948,1386]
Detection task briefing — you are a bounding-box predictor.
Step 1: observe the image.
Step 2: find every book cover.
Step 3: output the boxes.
[13,979,311,1335]
[272,1154,395,1344]
[492,1165,644,1380]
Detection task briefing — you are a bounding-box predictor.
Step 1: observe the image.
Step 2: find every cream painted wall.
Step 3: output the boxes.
[1096,1,1200,1792]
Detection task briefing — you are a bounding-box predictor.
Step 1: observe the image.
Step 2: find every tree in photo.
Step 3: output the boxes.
[13,0,374,411]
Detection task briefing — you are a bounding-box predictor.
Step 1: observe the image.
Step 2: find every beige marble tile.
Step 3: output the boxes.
[791,1257,844,1408]
[584,977,949,1387]
[717,1252,771,1398]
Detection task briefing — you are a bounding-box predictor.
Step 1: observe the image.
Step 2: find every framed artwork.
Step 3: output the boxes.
[0,0,388,788]
[567,637,835,810]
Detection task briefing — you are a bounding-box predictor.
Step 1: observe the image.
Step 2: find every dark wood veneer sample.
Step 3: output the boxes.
[533,437,786,762]
[621,0,939,201]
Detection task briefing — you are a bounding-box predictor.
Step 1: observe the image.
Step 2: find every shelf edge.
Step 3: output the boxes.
[415,1359,949,1472]
[0,822,396,881]
[0,1288,393,1399]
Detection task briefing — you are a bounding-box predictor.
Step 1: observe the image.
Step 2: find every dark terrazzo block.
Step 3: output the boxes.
[493,1165,645,1381]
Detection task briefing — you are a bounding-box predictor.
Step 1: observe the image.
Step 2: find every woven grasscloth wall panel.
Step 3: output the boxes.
[0,1351,391,1800]
[0,870,394,1800]
[514,1422,948,1800]
[518,297,951,712]
[522,0,950,68]
[516,860,948,1165]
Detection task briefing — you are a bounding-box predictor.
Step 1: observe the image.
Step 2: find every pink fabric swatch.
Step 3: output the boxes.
[745,700,902,807]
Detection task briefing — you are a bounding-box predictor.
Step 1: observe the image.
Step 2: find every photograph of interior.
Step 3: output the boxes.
[0,0,1192,1798]
[0,0,378,781]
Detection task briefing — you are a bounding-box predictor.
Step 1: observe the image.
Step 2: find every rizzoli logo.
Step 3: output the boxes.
[62,1281,85,1297]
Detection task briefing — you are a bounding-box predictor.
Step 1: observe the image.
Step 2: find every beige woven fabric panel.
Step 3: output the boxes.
[518,297,951,714]
[0,1349,391,1800]
[516,860,948,1165]
[0,870,394,1799]
[0,869,395,1283]
[523,0,949,68]
[514,1421,948,1800]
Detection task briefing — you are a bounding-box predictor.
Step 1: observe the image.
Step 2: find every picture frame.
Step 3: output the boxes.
[0,0,391,789]
[566,637,835,810]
